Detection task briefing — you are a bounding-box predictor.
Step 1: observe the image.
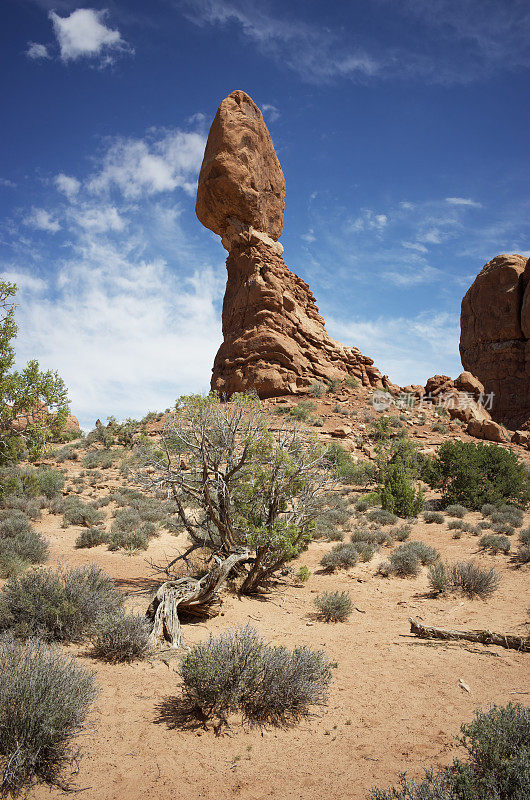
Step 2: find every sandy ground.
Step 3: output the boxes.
[28,495,529,800]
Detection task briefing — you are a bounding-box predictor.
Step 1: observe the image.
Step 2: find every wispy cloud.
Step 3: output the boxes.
[23,207,61,233]
[180,0,530,85]
[446,197,482,207]
[55,173,80,199]
[26,42,50,60]
[328,310,461,386]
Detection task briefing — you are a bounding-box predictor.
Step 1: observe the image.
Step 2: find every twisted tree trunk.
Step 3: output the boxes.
[147,547,249,649]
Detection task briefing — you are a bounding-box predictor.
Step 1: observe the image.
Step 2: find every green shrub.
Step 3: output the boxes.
[426,441,529,509]
[380,457,423,518]
[479,534,511,554]
[399,540,439,566]
[446,504,468,518]
[308,381,326,398]
[82,450,115,470]
[516,545,530,563]
[490,506,524,528]
[344,376,359,389]
[35,468,65,499]
[75,528,107,549]
[369,703,530,800]
[0,635,97,797]
[357,543,378,562]
[518,528,530,546]
[0,564,123,642]
[491,521,515,536]
[179,626,331,726]
[90,612,151,663]
[296,565,310,582]
[391,525,412,542]
[481,503,497,517]
[320,543,358,572]
[289,401,317,421]
[432,421,448,434]
[428,561,449,594]
[314,591,353,622]
[107,530,149,552]
[355,499,369,512]
[423,511,444,524]
[60,497,103,528]
[0,511,48,568]
[450,561,500,599]
[323,444,377,486]
[367,508,398,526]
[388,547,421,577]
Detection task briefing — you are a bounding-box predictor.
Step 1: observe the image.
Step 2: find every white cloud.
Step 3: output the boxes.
[0,270,46,293]
[347,209,388,233]
[88,130,206,198]
[402,241,428,253]
[327,310,461,386]
[418,228,443,245]
[0,178,16,188]
[301,229,316,243]
[49,8,131,64]
[71,205,126,233]
[445,197,482,207]
[382,265,441,287]
[26,42,50,60]
[23,207,61,233]
[55,173,80,199]
[261,103,280,122]
[10,241,223,429]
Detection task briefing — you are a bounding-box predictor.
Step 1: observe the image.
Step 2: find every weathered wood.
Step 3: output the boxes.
[409,618,530,652]
[147,547,249,649]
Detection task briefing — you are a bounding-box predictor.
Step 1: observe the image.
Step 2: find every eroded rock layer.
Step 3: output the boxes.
[460,253,530,429]
[197,90,386,398]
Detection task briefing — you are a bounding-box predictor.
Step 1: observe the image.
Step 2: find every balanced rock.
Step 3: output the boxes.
[197,90,387,398]
[460,254,530,430]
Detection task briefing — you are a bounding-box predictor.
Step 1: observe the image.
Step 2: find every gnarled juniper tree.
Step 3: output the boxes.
[135,392,330,595]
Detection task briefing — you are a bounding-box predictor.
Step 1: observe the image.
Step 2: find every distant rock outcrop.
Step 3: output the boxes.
[196,89,388,398]
[460,254,530,430]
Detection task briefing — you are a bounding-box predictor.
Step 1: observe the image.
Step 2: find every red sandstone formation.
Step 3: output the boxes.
[196,90,388,398]
[460,253,530,430]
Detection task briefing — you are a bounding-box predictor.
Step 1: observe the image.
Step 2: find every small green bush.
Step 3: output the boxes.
[0,511,48,569]
[0,635,97,797]
[296,565,310,582]
[399,540,439,566]
[479,534,511,555]
[314,591,353,622]
[380,458,423,518]
[428,561,449,594]
[491,521,515,536]
[289,401,317,421]
[445,504,468,518]
[516,545,530,563]
[423,511,444,524]
[391,525,412,542]
[344,376,359,389]
[320,543,358,572]
[369,703,530,800]
[308,381,326,398]
[367,508,398,526]
[60,498,103,528]
[35,468,65,499]
[518,527,530,546]
[75,528,107,549]
[450,561,500,599]
[180,626,331,726]
[0,564,123,642]
[90,612,151,663]
[82,450,116,470]
[388,547,421,577]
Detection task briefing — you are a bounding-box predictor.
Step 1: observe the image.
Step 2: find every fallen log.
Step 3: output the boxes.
[147,547,249,649]
[409,618,529,652]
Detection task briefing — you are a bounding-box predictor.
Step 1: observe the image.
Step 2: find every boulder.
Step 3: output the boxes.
[466,418,508,443]
[460,254,530,429]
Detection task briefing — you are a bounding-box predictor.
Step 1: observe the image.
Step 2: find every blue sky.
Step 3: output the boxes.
[1,0,529,428]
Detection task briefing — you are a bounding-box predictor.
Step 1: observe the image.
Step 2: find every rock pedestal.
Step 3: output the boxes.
[196,90,386,397]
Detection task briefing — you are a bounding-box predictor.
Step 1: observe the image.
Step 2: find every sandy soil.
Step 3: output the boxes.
[28,494,529,800]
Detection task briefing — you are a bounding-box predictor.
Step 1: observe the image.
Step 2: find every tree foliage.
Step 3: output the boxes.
[135,392,329,593]
[423,440,529,510]
[0,282,69,465]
